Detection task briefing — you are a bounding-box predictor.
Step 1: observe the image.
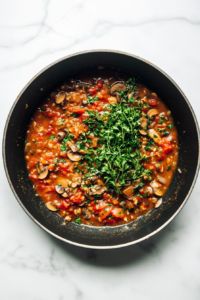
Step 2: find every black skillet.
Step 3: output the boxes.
[3,50,200,249]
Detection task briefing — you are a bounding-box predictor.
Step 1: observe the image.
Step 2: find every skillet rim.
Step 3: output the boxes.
[2,49,200,249]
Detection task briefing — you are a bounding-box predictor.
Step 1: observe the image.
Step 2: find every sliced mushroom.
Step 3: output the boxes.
[62,192,69,198]
[56,92,66,104]
[154,189,164,197]
[123,186,134,198]
[128,92,139,100]
[150,180,161,189]
[75,81,91,89]
[71,173,82,188]
[150,180,164,197]
[25,142,31,153]
[90,185,107,195]
[139,129,148,136]
[55,185,65,194]
[141,186,153,196]
[67,150,82,162]
[140,117,148,129]
[147,109,159,119]
[37,162,49,180]
[139,117,148,135]
[89,175,99,182]
[110,82,126,101]
[157,175,166,184]
[82,207,92,220]
[78,200,86,207]
[57,132,65,141]
[148,129,161,144]
[67,141,78,152]
[155,198,163,208]
[123,179,141,198]
[46,202,58,211]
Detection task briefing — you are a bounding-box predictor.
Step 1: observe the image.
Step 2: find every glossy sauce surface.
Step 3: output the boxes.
[25,72,178,226]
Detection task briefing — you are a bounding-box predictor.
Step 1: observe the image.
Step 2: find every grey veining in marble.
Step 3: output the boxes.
[0,0,200,299]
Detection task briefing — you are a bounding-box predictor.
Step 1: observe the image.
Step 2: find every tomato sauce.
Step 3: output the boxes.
[25,72,178,226]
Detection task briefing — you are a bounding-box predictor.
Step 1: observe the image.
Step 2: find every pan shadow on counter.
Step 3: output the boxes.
[48,216,179,268]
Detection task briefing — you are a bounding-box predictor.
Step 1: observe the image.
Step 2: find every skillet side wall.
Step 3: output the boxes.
[3,51,199,247]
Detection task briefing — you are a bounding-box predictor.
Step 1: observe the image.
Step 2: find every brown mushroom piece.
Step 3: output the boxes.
[150,180,164,197]
[139,117,148,135]
[55,185,65,194]
[157,175,166,184]
[67,150,82,162]
[57,132,65,141]
[154,189,164,197]
[110,82,126,101]
[148,129,161,144]
[67,141,78,152]
[37,162,49,180]
[128,92,139,100]
[82,207,92,220]
[141,186,153,196]
[90,185,107,195]
[70,173,82,188]
[78,200,86,207]
[55,92,66,104]
[123,179,141,198]
[150,180,161,189]
[24,142,31,153]
[62,191,69,198]
[46,202,58,212]
[155,198,163,208]
[147,109,159,120]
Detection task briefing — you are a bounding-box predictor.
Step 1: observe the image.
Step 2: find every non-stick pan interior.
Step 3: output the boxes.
[3,51,199,248]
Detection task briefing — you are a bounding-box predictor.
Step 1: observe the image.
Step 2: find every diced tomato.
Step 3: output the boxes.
[27,157,38,169]
[160,139,173,154]
[162,144,173,154]
[48,165,55,171]
[88,87,98,96]
[43,108,54,117]
[71,107,86,114]
[53,200,69,209]
[58,162,70,171]
[79,114,88,121]
[111,208,125,219]
[92,200,109,212]
[142,107,149,112]
[44,152,54,160]
[54,200,64,209]
[102,193,112,200]
[45,126,54,135]
[105,218,117,225]
[38,184,47,191]
[99,206,112,220]
[63,201,70,209]
[149,98,157,106]
[69,189,83,204]
[60,170,70,177]
[29,173,38,181]
[139,188,145,195]
[97,80,104,89]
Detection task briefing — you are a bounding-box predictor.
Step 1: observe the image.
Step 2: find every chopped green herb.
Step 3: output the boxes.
[50,136,55,139]
[167,166,171,170]
[168,124,174,129]
[75,217,82,224]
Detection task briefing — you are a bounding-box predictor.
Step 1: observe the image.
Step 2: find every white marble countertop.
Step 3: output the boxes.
[1,0,200,299]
